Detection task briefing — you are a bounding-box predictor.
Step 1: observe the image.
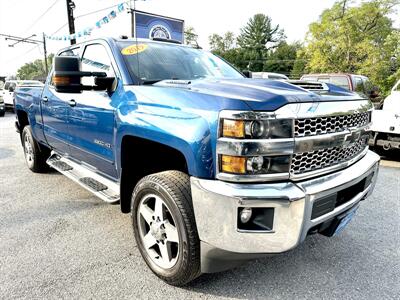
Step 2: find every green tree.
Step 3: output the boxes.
[209,32,236,53]
[304,0,400,95]
[237,14,285,71]
[17,54,54,80]
[184,26,198,46]
[263,41,302,77]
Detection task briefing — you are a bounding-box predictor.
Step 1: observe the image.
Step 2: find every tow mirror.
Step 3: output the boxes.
[53,56,113,93]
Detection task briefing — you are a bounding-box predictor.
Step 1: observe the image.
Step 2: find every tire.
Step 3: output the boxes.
[131,171,201,286]
[21,126,50,173]
[0,111,4,117]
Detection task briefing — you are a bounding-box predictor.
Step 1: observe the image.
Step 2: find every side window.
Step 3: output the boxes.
[4,82,10,90]
[330,76,350,90]
[362,78,373,93]
[354,77,364,93]
[81,44,115,86]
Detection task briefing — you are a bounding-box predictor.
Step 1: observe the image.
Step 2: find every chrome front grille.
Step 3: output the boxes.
[294,112,370,137]
[290,138,368,175]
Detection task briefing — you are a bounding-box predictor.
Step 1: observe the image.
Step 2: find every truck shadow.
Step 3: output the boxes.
[183,232,373,299]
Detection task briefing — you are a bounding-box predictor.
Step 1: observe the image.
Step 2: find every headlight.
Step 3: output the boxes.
[221,118,292,139]
[220,154,290,175]
[218,111,294,181]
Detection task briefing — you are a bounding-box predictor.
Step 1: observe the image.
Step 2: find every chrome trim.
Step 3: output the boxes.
[290,146,369,181]
[192,150,380,255]
[217,137,294,156]
[294,125,370,153]
[216,172,289,183]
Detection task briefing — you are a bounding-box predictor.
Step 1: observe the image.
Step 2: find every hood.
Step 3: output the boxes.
[153,78,365,111]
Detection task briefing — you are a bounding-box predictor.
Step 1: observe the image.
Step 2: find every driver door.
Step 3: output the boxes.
[66,43,118,178]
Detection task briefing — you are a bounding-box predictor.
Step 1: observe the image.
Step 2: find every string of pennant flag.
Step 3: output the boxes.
[45,2,127,41]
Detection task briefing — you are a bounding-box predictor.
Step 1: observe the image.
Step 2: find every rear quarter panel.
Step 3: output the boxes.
[14,87,47,143]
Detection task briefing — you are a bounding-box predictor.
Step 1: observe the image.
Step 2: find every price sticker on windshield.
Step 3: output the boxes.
[121,44,148,55]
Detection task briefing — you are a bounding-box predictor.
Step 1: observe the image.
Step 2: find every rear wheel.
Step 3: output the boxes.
[131,171,201,286]
[21,126,50,173]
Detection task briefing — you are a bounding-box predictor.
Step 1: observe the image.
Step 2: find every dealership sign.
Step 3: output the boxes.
[133,10,184,43]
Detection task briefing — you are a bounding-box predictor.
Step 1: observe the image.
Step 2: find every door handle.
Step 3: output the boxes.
[69,99,76,107]
[42,96,48,102]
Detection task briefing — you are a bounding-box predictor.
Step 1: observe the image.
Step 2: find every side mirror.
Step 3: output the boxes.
[242,70,251,78]
[369,88,379,99]
[53,56,110,93]
[8,86,15,93]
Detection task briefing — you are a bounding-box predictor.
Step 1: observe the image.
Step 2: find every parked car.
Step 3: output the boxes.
[369,79,400,152]
[251,72,289,80]
[14,37,379,286]
[1,80,44,109]
[301,73,379,100]
[0,94,5,117]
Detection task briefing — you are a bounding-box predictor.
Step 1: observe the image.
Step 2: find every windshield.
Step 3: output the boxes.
[118,41,243,83]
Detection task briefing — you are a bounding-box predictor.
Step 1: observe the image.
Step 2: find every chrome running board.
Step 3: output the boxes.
[47,152,120,204]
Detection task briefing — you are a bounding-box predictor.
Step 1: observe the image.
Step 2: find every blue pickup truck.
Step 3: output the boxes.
[14,37,380,286]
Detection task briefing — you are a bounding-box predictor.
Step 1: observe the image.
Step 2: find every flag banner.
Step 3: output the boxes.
[133,10,184,43]
[45,2,126,41]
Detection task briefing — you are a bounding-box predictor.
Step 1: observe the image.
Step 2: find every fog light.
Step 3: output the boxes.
[240,208,252,223]
[247,156,264,173]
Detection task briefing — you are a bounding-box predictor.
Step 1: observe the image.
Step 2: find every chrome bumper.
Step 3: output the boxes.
[191,150,380,272]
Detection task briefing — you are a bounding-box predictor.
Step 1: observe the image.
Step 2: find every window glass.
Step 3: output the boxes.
[302,76,318,81]
[330,76,350,90]
[362,77,373,93]
[354,77,364,93]
[4,82,10,90]
[118,41,243,83]
[81,44,115,86]
[317,77,330,83]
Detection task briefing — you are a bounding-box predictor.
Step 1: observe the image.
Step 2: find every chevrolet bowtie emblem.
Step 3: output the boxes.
[343,129,362,148]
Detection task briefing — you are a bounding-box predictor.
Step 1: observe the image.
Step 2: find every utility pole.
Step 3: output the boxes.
[42,33,48,75]
[66,0,76,45]
[0,33,48,75]
[130,0,135,37]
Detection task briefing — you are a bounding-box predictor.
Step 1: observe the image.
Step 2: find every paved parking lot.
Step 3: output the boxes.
[0,112,399,299]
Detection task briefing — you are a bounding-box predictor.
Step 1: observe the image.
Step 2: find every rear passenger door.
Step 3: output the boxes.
[66,43,118,178]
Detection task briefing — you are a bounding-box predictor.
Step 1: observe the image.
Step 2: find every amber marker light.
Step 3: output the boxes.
[222,119,245,138]
[52,75,71,85]
[221,155,246,174]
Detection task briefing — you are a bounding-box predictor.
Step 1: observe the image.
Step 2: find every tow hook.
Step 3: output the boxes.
[383,143,391,151]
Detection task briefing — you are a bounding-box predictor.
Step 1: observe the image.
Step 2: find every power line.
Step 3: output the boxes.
[48,2,129,37]
[23,0,61,34]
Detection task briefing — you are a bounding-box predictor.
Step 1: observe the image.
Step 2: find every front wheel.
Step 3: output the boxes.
[131,171,201,286]
[21,126,50,173]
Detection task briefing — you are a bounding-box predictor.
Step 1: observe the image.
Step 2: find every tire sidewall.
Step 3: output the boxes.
[22,126,35,170]
[132,179,191,279]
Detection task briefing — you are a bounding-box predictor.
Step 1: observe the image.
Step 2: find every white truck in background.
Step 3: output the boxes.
[1,80,44,109]
[369,80,400,152]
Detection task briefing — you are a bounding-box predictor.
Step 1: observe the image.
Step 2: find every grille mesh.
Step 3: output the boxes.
[290,139,367,175]
[295,112,370,137]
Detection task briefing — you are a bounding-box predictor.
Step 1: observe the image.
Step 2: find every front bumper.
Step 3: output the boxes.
[191,150,380,273]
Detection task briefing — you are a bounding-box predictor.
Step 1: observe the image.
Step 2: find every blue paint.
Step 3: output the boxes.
[14,38,366,181]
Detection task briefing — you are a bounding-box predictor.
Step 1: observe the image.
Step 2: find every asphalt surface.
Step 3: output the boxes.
[0,112,399,299]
